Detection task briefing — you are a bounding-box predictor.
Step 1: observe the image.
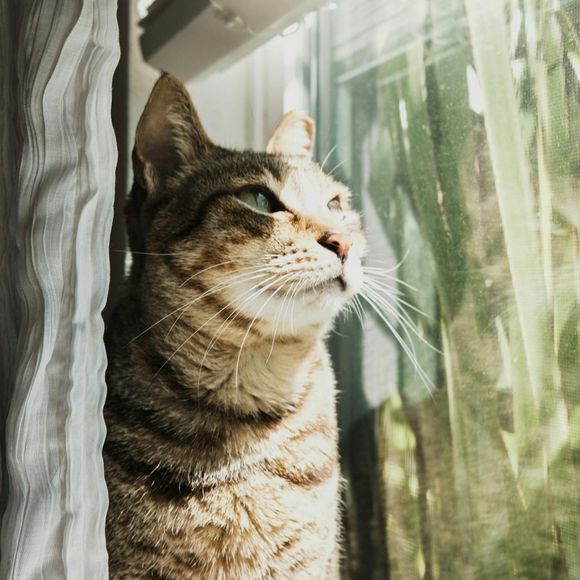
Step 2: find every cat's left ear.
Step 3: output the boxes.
[266,111,315,158]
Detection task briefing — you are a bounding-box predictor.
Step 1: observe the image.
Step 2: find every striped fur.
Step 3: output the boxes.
[104,74,365,579]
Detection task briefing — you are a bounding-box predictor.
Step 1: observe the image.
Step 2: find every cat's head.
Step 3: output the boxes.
[127,74,365,338]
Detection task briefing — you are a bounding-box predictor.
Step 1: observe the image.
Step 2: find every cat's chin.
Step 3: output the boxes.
[223,253,364,337]
[295,273,361,325]
[309,256,363,297]
[241,272,361,337]
[288,292,350,330]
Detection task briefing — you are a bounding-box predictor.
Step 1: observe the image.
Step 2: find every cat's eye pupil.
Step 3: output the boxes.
[237,189,274,213]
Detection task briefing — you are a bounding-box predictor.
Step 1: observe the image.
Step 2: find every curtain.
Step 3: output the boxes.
[0,1,119,577]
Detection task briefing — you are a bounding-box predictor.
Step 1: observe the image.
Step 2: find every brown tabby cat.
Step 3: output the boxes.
[104,73,366,579]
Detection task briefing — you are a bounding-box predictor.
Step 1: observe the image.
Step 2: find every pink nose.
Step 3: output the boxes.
[320,233,351,262]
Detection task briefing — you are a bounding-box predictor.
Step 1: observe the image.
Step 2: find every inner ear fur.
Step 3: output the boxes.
[267,111,315,158]
[133,73,213,195]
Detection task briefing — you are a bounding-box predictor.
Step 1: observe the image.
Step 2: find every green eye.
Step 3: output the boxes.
[236,189,276,213]
[327,196,342,212]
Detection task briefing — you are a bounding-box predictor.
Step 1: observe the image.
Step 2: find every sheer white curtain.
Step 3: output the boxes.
[0,1,119,577]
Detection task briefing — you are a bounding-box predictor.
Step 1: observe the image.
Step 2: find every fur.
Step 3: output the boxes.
[104,74,366,579]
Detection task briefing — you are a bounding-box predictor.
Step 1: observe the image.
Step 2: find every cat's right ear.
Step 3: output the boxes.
[267,111,315,158]
[133,73,213,196]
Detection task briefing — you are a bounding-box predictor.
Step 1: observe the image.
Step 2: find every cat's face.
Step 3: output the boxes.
[128,75,365,337]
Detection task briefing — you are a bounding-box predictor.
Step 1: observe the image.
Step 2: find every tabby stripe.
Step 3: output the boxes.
[172,283,257,336]
[132,537,166,557]
[288,416,334,442]
[160,257,204,287]
[143,351,225,406]
[105,388,191,444]
[264,455,337,488]
[273,535,300,559]
[103,439,195,503]
[165,191,229,244]
[106,378,280,462]
[174,552,204,570]
[186,290,255,331]
[145,346,216,382]
[147,569,174,580]
[142,352,287,424]
[159,262,263,333]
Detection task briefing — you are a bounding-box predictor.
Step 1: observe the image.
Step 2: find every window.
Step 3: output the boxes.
[300,0,580,577]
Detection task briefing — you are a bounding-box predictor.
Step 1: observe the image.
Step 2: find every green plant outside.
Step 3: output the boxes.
[314,0,580,577]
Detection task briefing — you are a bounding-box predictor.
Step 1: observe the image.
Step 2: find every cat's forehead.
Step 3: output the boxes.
[265,158,350,214]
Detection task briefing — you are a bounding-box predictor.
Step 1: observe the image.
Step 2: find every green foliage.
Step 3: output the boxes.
[324,0,580,577]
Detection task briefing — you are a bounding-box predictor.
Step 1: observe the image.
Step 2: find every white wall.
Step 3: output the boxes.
[186,30,309,152]
[128,0,311,156]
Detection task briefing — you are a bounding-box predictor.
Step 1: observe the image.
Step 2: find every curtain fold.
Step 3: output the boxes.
[0,1,119,577]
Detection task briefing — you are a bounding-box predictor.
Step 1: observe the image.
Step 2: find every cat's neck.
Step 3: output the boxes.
[135,300,328,418]
[106,293,336,487]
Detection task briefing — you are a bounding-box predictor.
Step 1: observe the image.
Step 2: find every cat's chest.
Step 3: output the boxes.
[161,471,340,579]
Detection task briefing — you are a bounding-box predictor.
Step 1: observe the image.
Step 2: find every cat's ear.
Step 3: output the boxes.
[266,111,315,158]
[133,73,213,195]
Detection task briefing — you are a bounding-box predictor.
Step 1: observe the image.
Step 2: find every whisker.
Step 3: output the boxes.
[234,271,302,388]
[363,269,419,293]
[166,270,272,338]
[359,292,434,395]
[288,278,308,335]
[155,274,282,388]
[363,280,440,353]
[112,249,279,259]
[266,278,299,363]
[320,145,337,171]
[194,271,300,389]
[362,285,421,361]
[327,159,346,176]
[349,294,366,327]
[363,248,411,272]
[178,259,276,288]
[128,268,272,344]
[364,278,431,319]
[111,249,188,256]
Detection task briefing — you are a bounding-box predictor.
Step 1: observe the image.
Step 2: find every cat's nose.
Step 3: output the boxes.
[319,233,351,263]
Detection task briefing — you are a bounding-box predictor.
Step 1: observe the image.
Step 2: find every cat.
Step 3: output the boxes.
[104,73,366,579]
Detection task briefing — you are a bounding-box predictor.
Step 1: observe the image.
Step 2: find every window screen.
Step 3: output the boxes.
[303,0,580,577]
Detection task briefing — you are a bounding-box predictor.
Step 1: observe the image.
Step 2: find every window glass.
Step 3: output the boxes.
[306,0,580,577]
